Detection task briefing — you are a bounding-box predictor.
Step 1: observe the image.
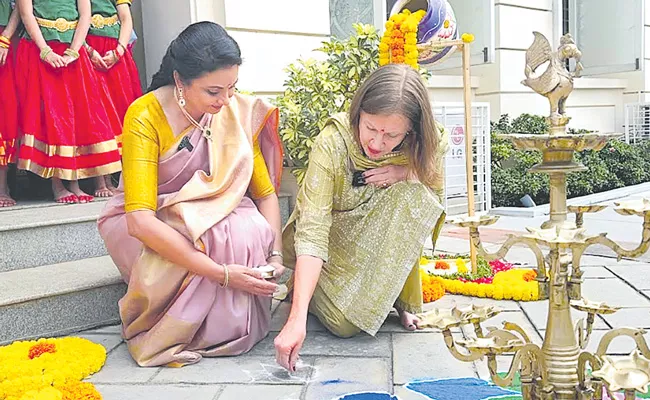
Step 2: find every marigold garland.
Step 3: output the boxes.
[420,255,540,303]
[0,337,106,400]
[420,269,446,303]
[379,9,426,69]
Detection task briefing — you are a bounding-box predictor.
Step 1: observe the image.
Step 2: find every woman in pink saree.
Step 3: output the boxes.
[97,22,286,367]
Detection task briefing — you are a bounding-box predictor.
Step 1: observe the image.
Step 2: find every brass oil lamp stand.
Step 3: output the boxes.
[421,32,650,399]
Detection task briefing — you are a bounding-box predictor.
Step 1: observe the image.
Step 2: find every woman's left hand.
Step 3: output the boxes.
[363,165,409,188]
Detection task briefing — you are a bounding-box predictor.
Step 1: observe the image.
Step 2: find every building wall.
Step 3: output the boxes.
[136,0,646,133]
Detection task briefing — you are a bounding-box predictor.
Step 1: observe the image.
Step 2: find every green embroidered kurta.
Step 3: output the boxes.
[0,0,12,27]
[22,0,79,44]
[283,112,449,335]
[89,0,125,39]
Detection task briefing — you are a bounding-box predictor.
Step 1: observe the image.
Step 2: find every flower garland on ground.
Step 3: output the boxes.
[420,254,540,302]
[379,9,426,69]
[0,337,106,400]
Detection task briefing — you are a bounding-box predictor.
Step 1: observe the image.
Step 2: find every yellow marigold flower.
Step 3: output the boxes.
[385,21,395,30]
[379,42,390,52]
[379,58,390,66]
[405,37,417,45]
[461,33,475,43]
[492,286,504,300]
[455,258,468,274]
[402,21,417,32]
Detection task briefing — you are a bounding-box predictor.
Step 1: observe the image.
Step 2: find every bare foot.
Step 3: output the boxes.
[94,175,114,198]
[0,193,16,207]
[53,188,78,204]
[105,175,118,191]
[0,168,15,207]
[397,308,421,331]
[68,180,94,203]
[51,178,78,204]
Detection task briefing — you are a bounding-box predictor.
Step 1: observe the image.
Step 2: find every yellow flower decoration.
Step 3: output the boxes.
[0,337,106,400]
[461,33,475,43]
[379,9,427,69]
[455,258,468,274]
[431,268,539,302]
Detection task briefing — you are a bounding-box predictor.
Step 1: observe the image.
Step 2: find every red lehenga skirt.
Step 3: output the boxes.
[86,35,142,122]
[0,27,19,167]
[15,39,123,180]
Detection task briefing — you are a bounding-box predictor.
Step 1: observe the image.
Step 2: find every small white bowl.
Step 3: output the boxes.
[256,265,275,279]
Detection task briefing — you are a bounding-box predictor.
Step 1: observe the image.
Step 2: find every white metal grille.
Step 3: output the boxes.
[433,102,491,216]
[624,102,650,144]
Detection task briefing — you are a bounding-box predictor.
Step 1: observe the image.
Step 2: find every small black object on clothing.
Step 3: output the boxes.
[177,136,194,152]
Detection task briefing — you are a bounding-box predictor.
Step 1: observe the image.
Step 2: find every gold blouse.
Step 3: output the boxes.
[122,92,275,213]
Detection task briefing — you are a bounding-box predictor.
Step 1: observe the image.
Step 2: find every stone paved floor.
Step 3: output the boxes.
[69,243,650,400]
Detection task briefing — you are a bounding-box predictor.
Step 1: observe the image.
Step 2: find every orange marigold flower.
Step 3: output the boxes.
[28,342,57,359]
[522,269,537,282]
[391,30,404,39]
[434,260,450,270]
[423,279,445,303]
[392,48,404,57]
[58,381,102,400]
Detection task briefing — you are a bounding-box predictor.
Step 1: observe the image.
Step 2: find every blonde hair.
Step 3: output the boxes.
[349,64,442,188]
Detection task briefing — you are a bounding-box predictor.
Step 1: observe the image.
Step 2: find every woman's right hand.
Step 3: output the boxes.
[225,264,278,297]
[274,319,307,371]
[44,51,66,68]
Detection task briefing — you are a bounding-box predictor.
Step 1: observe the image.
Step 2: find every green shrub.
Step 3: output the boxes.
[491,114,650,207]
[274,24,430,183]
[273,24,380,183]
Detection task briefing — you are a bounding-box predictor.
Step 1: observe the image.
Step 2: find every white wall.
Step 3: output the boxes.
[468,1,631,133]
[140,0,224,85]
[223,0,331,95]
[137,0,636,133]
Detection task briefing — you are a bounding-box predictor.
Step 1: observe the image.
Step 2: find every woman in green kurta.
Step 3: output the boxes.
[275,64,449,371]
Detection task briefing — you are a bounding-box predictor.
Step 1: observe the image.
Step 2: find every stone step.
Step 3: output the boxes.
[0,193,293,273]
[0,255,126,345]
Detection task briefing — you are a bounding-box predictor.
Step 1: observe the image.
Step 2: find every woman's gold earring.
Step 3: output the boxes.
[177,86,186,107]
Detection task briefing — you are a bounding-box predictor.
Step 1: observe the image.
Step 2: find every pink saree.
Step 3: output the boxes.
[97,94,283,367]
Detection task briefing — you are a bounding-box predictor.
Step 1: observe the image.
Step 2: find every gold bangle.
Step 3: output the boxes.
[40,46,53,61]
[64,48,80,59]
[117,42,127,54]
[0,35,10,45]
[220,264,229,288]
[0,42,8,49]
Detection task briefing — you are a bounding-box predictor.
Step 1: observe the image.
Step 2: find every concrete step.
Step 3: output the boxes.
[0,201,110,272]
[0,193,294,273]
[0,256,126,344]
